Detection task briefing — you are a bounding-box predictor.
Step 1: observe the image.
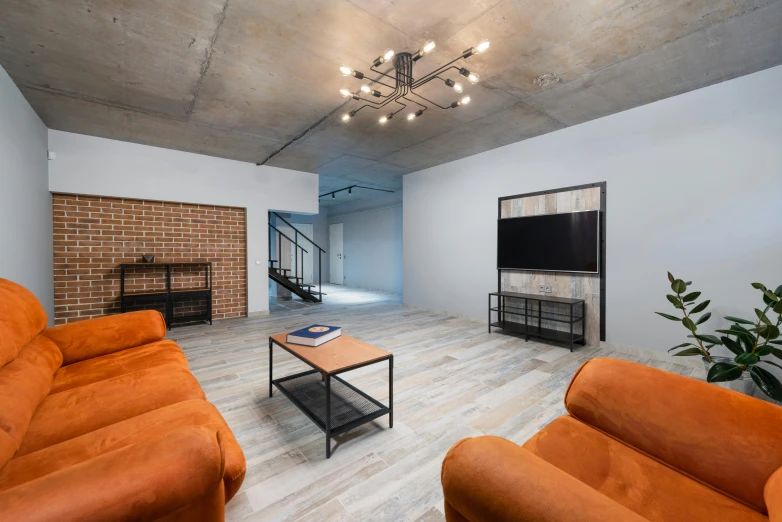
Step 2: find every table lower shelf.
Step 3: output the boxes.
[490,321,585,345]
[272,369,389,436]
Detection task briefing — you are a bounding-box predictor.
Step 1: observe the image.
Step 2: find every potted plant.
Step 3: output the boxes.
[656,273,782,401]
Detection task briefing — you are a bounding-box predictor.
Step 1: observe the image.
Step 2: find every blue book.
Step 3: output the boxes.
[286,325,342,347]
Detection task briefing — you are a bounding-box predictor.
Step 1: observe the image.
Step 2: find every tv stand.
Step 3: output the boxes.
[488,291,586,351]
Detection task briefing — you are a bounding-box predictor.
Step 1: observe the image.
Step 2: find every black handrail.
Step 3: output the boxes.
[269,211,326,253]
[269,223,309,254]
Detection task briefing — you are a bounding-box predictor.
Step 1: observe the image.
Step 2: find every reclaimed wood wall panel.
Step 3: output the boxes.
[500,187,601,346]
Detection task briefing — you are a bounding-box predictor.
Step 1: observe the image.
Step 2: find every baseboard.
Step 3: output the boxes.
[248,310,271,317]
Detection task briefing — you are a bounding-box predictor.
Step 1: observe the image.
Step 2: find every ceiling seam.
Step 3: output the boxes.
[186,0,230,120]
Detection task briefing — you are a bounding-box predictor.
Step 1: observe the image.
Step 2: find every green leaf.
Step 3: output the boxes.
[764,290,779,303]
[673,348,704,356]
[696,312,712,325]
[774,301,782,314]
[707,362,743,383]
[682,317,697,332]
[694,334,722,345]
[724,316,755,325]
[775,285,782,298]
[655,312,681,322]
[755,308,772,325]
[756,346,772,356]
[752,282,768,291]
[666,295,683,308]
[735,352,760,365]
[750,366,782,401]
[667,272,675,284]
[690,301,710,314]
[770,341,782,346]
[683,291,701,302]
[770,348,782,360]
[721,336,744,356]
[668,343,695,352]
[671,280,687,294]
[760,359,782,371]
[761,325,780,341]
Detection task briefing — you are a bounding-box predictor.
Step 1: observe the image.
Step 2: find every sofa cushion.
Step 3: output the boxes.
[17,364,205,456]
[50,340,188,394]
[0,400,245,502]
[566,358,782,513]
[0,279,48,368]
[0,335,62,467]
[523,415,767,522]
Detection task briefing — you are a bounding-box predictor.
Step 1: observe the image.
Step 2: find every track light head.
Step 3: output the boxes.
[332,192,336,199]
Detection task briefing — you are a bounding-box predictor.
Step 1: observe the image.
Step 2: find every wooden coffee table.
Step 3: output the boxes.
[268,333,393,458]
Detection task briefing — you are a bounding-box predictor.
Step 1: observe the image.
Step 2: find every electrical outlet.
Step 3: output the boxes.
[545,286,553,293]
[539,285,545,292]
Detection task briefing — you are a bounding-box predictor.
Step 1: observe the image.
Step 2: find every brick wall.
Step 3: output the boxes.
[53,194,247,325]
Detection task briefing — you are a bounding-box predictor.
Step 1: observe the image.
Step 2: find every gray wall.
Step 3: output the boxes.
[329,192,403,294]
[404,65,782,356]
[0,65,53,320]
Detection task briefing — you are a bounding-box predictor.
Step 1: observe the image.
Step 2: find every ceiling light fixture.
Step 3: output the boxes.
[336,40,489,125]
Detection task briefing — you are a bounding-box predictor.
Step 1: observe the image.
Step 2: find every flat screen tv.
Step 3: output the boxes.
[497,210,600,273]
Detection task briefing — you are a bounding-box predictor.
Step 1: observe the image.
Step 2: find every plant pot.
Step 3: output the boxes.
[702,356,756,396]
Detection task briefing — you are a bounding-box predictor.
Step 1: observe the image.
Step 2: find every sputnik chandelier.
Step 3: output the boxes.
[337,39,490,125]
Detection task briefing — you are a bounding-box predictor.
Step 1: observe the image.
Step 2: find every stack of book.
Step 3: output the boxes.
[286,325,342,347]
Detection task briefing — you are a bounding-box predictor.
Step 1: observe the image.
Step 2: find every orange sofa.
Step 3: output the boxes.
[0,278,245,521]
[442,358,782,522]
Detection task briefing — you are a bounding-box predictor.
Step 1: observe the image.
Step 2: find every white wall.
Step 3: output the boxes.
[404,65,782,355]
[48,130,319,315]
[329,192,403,294]
[0,65,53,320]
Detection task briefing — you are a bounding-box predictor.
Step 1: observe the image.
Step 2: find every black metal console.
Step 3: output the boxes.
[489,291,586,351]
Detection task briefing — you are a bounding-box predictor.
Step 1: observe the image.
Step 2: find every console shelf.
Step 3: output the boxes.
[489,291,586,351]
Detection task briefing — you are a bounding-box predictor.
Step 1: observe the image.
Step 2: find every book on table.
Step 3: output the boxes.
[286,325,342,347]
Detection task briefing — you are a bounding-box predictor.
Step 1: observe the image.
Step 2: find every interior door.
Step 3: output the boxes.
[329,223,343,285]
[290,224,314,284]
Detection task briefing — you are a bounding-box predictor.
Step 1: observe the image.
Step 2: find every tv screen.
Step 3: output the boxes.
[497,211,600,273]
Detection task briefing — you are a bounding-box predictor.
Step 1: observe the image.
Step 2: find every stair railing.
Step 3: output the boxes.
[268,211,326,301]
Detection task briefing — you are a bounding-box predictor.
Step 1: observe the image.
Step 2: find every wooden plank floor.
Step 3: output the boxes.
[169,284,699,522]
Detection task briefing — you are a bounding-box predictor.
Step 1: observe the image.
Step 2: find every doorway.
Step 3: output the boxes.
[329,223,343,285]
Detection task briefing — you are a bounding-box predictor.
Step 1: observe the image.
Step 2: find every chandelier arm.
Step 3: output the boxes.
[370,65,398,82]
[409,91,451,110]
[411,59,464,89]
[401,95,427,110]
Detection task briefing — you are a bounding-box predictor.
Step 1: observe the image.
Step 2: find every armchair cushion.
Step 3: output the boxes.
[767,467,782,522]
[523,415,766,522]
[43,310,167,366]
[50,339,187,394]
[442,435,648,522]
[17,364,204,456]
[0,426,225,522]
[566,358,782,513]
[0,279,48,367]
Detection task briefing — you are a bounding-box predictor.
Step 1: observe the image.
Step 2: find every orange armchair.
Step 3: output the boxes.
[442,358,782,522]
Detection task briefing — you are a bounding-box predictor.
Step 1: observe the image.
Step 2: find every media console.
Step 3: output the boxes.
[488,291,586,351]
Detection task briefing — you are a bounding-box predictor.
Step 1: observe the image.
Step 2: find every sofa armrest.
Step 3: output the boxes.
[0,426,224,521]
[441,436,647,522]
[43,310,167,365]
[767,467,782,522]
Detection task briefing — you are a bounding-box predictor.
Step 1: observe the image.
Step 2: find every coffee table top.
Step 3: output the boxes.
[270,333,392,375]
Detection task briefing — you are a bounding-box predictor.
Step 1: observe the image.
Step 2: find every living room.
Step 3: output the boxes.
[1,1,781,521]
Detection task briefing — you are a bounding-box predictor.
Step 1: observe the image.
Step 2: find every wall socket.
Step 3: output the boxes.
[539,285,553,293]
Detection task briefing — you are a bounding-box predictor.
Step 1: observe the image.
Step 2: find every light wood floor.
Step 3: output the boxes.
[169,285,699,522]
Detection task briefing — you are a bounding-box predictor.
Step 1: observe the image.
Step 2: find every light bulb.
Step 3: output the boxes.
[475,40,490,53]
[339,89,351,97]
[383,49,395,61]
[341,114,351,122]
[467,72,480,84]
[379,116,388,124]
[339,65,353,76]
[423,41,436,53]
[360,85,371,93]
[407,113,416,121]
[453,82,463,93]
[460,96,471,105]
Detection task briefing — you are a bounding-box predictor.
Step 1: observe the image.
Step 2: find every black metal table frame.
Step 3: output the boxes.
[268,337,393,459]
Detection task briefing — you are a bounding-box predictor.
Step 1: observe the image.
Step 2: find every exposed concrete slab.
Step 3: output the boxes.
[342,162,410,184]
[0,0,226,119]
[264,144,343,172]
[524,0,782,126]
[380,101,564,171]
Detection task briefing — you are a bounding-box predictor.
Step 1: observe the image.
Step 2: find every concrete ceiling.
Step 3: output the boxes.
[2,0,781,207]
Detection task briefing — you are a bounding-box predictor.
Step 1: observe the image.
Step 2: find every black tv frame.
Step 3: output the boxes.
[497,182,607,342]
[497,210,600,274]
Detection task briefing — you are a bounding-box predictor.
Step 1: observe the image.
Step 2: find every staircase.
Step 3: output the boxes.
[268,211,325,303]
